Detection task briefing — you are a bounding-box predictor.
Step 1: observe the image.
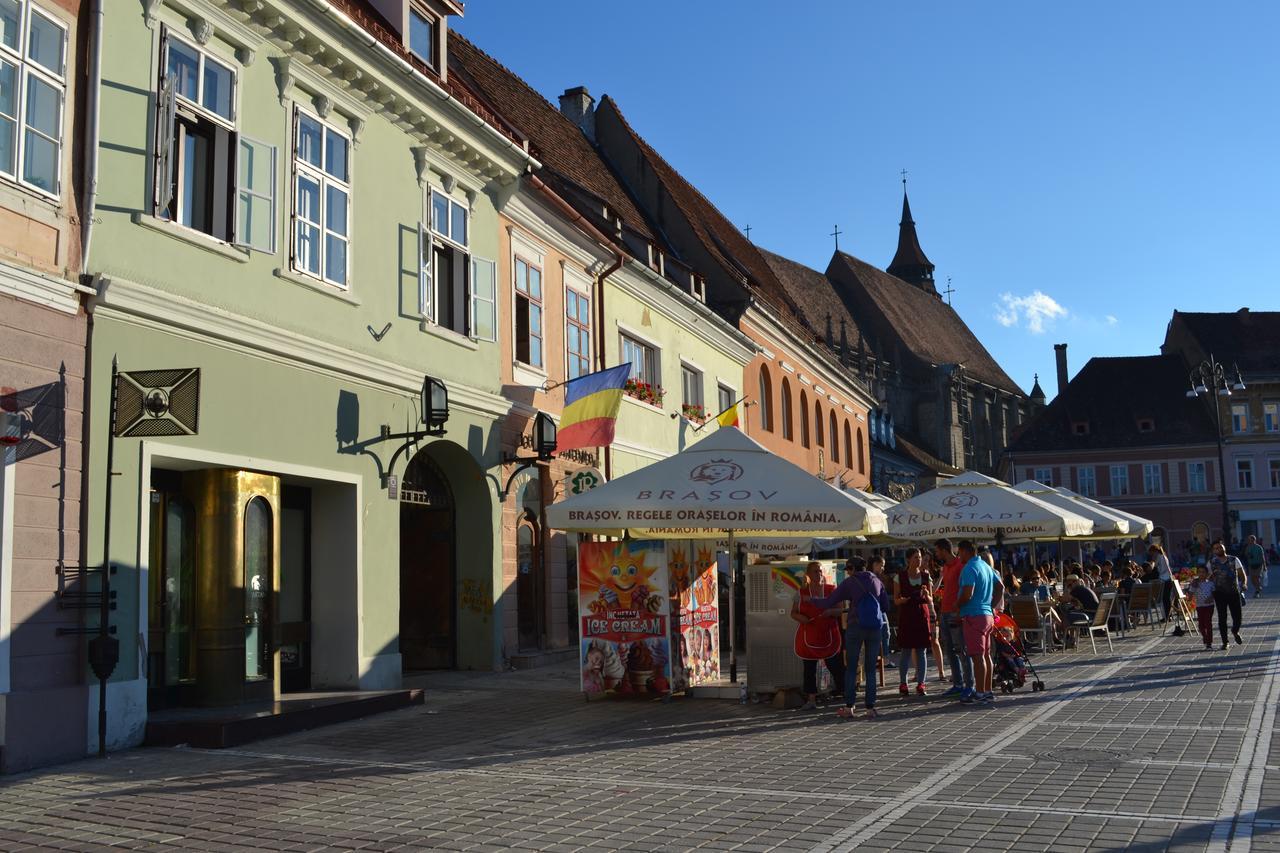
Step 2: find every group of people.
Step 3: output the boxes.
[789,538,1005,720]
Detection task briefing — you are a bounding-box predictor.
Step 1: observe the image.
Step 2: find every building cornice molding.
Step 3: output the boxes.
[88,275,512,420]
[612,263,757,365]
[0,260,89,315]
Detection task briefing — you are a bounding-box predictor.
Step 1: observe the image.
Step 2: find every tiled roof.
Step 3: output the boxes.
[756,247,869,356]
[827,251,1023,395]
[1009,354,1217,452]
[895,432,963,476]
[1167,309,1280,375]
[447,33,655,243]
[594,96,802,320]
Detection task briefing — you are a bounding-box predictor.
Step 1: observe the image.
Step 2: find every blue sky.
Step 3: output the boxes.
[455,2,1278,396]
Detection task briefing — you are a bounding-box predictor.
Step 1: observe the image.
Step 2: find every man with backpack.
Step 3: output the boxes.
[808,557,892,719]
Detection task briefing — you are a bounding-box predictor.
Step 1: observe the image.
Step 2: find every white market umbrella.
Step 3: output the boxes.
[885,471,1094,543]
[1056,488,1156,538]
[546,427,886,684]
[547,426,887,539]
[1013,481,1130,540]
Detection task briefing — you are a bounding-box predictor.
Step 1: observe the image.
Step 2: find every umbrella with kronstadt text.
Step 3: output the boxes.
[884,471,1094,543]
[545,426,887,539]
[545,426,887,685]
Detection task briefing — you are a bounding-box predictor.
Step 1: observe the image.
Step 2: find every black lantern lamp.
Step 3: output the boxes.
[501,411,558,500]
[1185,355,1245,543]
[376,375,451,488]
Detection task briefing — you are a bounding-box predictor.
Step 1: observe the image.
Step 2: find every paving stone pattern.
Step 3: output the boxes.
[2,596,1279,851]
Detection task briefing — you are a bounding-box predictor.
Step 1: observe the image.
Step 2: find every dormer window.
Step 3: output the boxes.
[409,7,438,70]
[1137,418,1155,433]
[1072,421,1090,436]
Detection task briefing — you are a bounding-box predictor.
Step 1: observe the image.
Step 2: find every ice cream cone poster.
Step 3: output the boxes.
[678,541,721,686]
[578,540,671,697]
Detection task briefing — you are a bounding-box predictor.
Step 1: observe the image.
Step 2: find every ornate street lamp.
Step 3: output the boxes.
[501,411,558,500]
[1186,355,1245,544]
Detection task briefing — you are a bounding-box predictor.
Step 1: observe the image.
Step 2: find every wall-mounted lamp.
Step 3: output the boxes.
[500,411,558,500]
[376,375,451,488]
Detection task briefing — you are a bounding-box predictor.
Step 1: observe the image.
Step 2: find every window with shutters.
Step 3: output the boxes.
[291,109,349,287]
[154,33,240,241]
[0,0,66,197]
[420,189,472,336]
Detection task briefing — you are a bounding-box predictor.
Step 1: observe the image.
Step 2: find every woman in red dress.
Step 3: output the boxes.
[894,548,933,695]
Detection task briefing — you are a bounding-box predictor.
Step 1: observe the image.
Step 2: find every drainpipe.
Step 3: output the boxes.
[80,0,104,275]
[524,174,625,481]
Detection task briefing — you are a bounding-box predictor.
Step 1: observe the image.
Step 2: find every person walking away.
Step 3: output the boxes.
[956,540,1004,706]
[790,562,846,709]
[1244,535,1266,598]
[934,539,976,700]
[808,558,891,720]
[1209,541,1248,649]
[894,549,933,696]
[1149,544,1175,621]
[1188,566,1216,650]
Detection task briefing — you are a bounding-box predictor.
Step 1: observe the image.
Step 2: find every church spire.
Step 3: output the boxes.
[886,176,936,294]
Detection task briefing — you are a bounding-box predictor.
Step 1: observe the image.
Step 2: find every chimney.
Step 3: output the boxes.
[1054,343,1068,397]
[558,86,596,141]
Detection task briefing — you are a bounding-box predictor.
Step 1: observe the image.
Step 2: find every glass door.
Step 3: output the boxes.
[147,470,196,709]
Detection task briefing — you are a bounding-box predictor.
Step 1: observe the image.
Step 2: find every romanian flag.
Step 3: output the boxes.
[715,400,740,428]
[557,364,632,451]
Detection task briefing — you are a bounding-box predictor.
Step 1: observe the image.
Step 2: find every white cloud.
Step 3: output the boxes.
[993,291,1068,334]
[1105,314,1118,326]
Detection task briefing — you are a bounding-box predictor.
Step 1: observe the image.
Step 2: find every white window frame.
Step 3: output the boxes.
[513,253,543,368]
[1188,461,1207,493]
[469,255,496,343]
[620,331,659,389]
[421,189,471,332]
[1231,402,1249,434]
[1264,401,1279,434]
[1237,458,1254,490]
[235,134,276,253]
[1143,463,1163,495]
[717,383,736,418]
[681,362,704,416]
[0,0,67,199]
[1110,464,1129,497]
[407,4,439,71]
[290,107,350,288]
[564,279,591,380]
[1034,467,1053,486]
[1077,466,1096,498]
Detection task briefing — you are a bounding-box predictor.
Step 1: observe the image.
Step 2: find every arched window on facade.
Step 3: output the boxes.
[844,420,854,468]
[758,365,773,432]
[829,411,839,462]
[857,428,866,474]
[800,391,810,447]
[814,402,824,448]
[779,378,793,441]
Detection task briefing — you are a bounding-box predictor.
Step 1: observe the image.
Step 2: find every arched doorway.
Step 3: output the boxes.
[400,450,456,670]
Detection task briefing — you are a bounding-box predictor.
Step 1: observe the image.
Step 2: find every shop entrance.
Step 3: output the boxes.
[147,467,282,709]
[400,451,456,671]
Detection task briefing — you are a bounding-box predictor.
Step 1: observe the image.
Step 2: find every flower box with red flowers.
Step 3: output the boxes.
[624,378,665,407]
[681,403,707,422]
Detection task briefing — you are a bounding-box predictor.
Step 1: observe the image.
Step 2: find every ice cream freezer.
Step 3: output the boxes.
[744,560,845,695]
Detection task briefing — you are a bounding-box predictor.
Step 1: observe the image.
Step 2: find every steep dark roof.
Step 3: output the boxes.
[1167,309,1280,375]
[886,191,935,289]
[1009,354,1217,452]
[756,247,869,356]
[1029,374,1047,403]
[594,95,803,320]
[895,432,963,476]
[827,251,1023,395]
[447,34,655,243]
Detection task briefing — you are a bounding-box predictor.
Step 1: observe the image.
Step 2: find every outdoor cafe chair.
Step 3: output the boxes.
[1084,593,1117,654]
[1127,583,1158,630]
[1009,596,1051,654]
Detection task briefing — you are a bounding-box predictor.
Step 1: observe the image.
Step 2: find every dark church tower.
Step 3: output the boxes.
[886,186,936,294]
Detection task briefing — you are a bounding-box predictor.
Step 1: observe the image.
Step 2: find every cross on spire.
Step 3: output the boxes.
[943,276,955,304]
[900,168,908,187]
[830,224,842,251]
[743,224,752,241]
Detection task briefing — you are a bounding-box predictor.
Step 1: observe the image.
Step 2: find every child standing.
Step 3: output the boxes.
[1189,566,1216,650]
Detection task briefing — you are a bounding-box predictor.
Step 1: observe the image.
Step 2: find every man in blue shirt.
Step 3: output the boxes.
[956,540,1005,706]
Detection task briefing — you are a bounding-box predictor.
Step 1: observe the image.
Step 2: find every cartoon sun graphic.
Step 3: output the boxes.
[667,547,691,600]
[692,545,718,607]
[580,542,663,615]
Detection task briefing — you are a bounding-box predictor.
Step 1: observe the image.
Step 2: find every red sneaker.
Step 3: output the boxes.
[916,684,927,696]
[898,684,909,696]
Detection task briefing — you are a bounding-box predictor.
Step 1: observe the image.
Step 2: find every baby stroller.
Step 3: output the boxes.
[992,611,1046,694]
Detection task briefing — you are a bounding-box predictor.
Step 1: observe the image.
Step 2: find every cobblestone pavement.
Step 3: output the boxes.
[3,595,1279,852]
